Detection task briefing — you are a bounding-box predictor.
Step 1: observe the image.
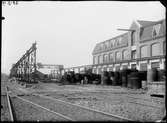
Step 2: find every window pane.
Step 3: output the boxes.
[99,56,103,63]
[123,50,129,60]
[132,50,137,59]
[98,68,102,74]
[140,63,147,71]
[122,65,128,69]
[103,67,107,71]
[115,66,120,71]
[151,62,160,69]
[131,64,136,69]
[151,43,160,56]
[116,52,121,61]
[94,56,98,64]
[141,46,148,58]
[109,53,114,62]
[109,67,113,71]
[103,54,108,63]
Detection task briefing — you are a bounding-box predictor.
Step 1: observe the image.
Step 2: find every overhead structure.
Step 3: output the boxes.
[10,42,37,83]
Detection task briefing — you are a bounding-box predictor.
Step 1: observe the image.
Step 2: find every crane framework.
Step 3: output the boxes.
[10,42,37,83]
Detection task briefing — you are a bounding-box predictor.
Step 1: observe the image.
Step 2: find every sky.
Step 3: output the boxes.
[1,1,165,74]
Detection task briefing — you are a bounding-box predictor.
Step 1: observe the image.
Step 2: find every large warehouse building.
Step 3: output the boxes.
[92,19,166,74]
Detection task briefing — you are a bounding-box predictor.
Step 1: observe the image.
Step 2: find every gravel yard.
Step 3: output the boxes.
[39,91,164,121]
[4,81,166,121]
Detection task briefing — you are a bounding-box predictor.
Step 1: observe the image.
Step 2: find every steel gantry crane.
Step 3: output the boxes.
[10,42,37,83]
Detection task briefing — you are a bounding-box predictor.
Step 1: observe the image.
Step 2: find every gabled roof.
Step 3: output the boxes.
[140,19,166,40]
[92,32,128,55]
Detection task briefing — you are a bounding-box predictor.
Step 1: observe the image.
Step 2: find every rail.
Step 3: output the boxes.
[32,93,133,121]
[6,86,14,121]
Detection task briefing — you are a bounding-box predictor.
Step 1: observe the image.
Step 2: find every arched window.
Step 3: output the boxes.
[140,45,148,58]
[122,50,129,60]
[115,39,119,46]
[151,43,160,56]
[109,53,114,62]
[118,37,122,45]
[104,43,107,49]
[99,55,103,64]
[110,40,113,48]
[94,56,98,64]
[105,41,109,49]
[103,54,108,63]
[115,51,121,61]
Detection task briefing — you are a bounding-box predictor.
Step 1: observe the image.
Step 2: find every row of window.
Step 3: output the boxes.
[93,62,161,74]
[94,50,129,64]
[140,42,164,58]
[94,41,165,64]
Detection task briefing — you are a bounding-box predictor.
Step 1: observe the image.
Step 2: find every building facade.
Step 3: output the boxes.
[92,19,166,74]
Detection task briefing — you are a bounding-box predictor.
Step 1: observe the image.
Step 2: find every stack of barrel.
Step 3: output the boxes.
[128,71,142,89]
[75,73,82,83]
[158,69,166,81]
[127,69,143,89]
[147,68,158,82]
[121,69,132,87]
[147,68,166,82]
[112,71,120,86]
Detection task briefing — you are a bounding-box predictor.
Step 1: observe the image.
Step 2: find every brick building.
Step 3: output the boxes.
[92,19,166,74]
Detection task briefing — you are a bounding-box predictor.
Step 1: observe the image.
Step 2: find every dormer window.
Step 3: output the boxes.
[118,37,122,45]
[100,44,103,50]
[152,24,161,37]
[110,40,114,48]
[114,39,117,46]
[105,41,109,49]
[116,39,119,46]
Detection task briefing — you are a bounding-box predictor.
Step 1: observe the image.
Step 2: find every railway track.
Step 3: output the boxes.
[6,87,73,121]
[7,86,133,121]
[1,87,13,121]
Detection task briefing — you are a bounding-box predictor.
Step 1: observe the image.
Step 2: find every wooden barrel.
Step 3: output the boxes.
[131,77,141,89]
[130,72,141,89]
[147,69,158,82]
[127,74,132,88]
[138,71,147,81]
[157,70,166,81]
[121,70,128,87]
[113,72,119,86]
[128,72,141,89]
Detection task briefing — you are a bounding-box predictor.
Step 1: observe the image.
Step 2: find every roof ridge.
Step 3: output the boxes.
[137,20,156,22]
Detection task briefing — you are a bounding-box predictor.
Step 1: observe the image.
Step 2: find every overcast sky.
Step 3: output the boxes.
[2,1,165,74]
